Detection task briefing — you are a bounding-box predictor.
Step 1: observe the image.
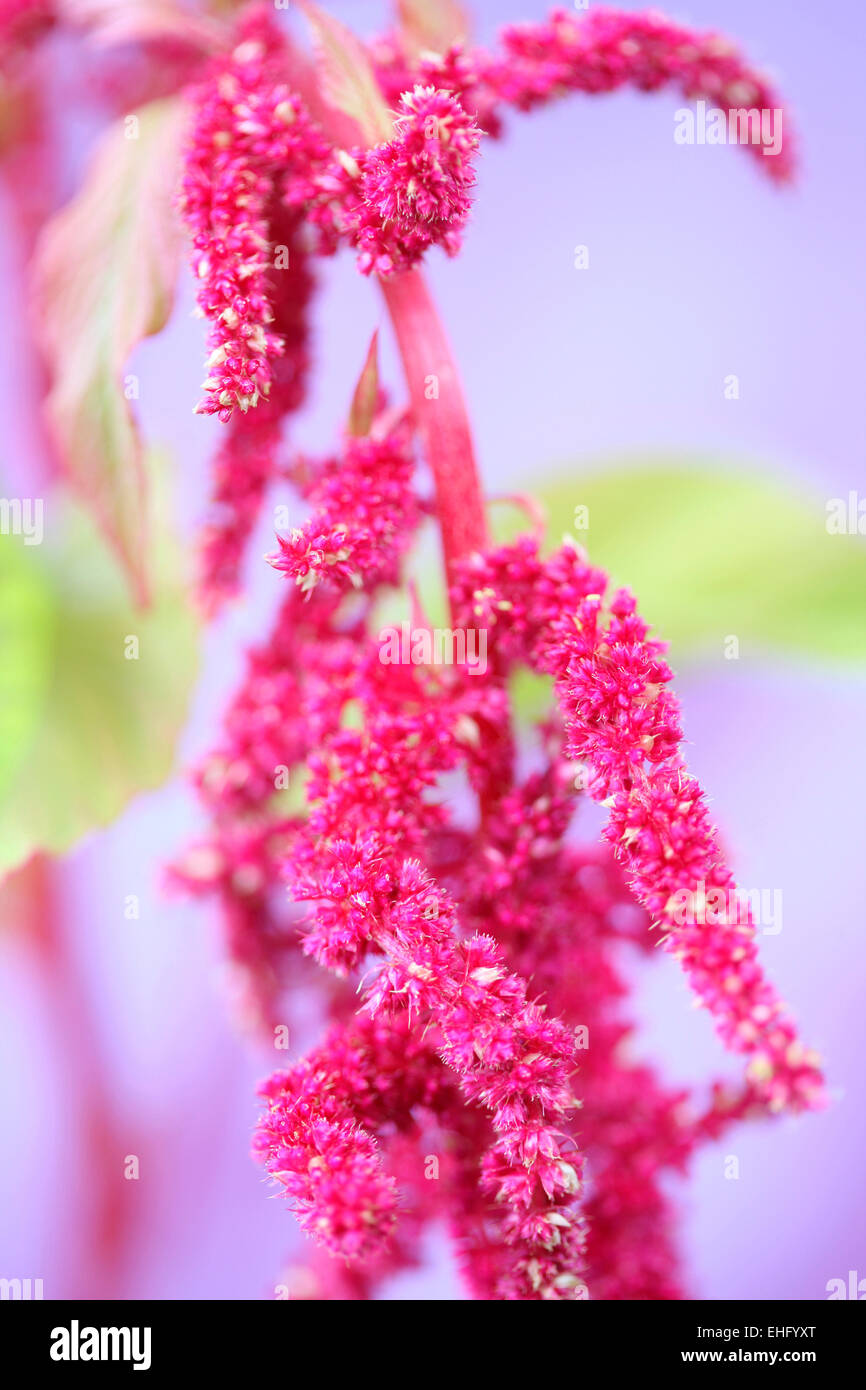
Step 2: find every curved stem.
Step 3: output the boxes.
[379,268,488,598]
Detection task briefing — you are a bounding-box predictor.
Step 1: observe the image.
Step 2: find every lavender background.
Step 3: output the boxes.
[1,0,864,1299]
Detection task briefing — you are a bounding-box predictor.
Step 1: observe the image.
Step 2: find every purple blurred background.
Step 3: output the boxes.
[1,0,864,1299]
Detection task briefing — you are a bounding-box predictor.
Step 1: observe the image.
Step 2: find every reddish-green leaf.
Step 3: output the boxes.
[31,97,185,605]
[297,0,393,147]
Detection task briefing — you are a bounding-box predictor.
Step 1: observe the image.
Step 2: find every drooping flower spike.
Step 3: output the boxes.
[374,5,794,179]
[0,1,55,59]
[179,16,330,422]
[168,2,824,1300]
[452,539,824,1114]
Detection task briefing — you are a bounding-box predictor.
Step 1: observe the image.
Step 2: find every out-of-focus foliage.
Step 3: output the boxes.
[488,457,866,720]
[0,457,198,877]
[31,97,186,605]
[396,0,470,56]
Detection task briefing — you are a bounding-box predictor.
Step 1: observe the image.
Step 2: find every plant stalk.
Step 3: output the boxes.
[379,268,488,599]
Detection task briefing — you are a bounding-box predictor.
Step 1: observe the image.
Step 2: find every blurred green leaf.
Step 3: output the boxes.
[31,97,185,605]
[0,458,199,877]
[0,540,53,802]
[527,457,866,666]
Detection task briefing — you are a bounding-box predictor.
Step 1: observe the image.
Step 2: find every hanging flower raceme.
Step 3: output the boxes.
[374,6,793,179]
[0,0,54,58]
[254,1012,455,1261]
[266,415,419,594]
[254,1061,399,1259]
[164,1,826,1302]
[192,588,355,817]
[285,830,587,1297]
[452,538,825,1115]
[169,580,368,1029]
[179,13,330,420]
[196,205,316,614]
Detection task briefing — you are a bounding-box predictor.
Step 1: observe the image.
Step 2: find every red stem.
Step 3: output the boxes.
[379,268,488,596]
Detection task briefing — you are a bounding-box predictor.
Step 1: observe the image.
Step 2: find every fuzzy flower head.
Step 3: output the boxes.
[266,421,419,595]
[254,1059,398,1260]
[179,22,329,420]
[354,86,481,274]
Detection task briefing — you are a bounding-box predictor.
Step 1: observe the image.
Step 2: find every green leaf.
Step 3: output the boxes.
[527,456,866,666]
[0,539,53,803]
[0,457,199,878]
[31,97,185,605]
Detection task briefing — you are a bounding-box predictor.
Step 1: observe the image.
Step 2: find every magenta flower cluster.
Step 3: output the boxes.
[169,2,824,1300]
